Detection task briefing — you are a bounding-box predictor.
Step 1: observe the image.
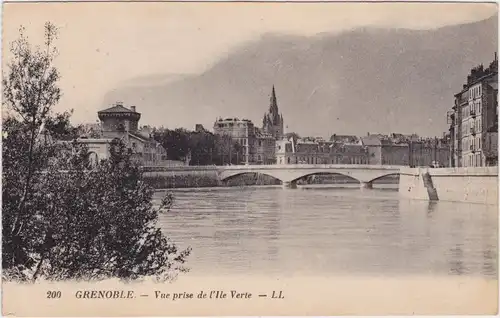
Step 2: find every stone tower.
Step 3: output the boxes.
[262,86,284,139]
[98,102,141,140]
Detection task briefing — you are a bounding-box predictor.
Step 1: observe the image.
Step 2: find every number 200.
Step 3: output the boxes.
[46,291,61,299]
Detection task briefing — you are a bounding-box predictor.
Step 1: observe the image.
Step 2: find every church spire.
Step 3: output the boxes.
[269,85,279,125]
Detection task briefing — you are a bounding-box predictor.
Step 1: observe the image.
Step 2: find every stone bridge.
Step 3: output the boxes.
[145,164,403,189]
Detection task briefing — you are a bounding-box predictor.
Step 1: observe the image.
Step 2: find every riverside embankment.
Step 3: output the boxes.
[144,165,498,205]
[399,166,498,205]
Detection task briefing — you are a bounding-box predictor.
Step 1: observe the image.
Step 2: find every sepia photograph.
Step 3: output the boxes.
[1,1,499,316]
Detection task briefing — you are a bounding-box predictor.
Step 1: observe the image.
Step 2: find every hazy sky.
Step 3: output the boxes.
[2,2,498,126]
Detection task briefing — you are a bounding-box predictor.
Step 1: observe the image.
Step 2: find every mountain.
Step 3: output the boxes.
[103,15,498,137]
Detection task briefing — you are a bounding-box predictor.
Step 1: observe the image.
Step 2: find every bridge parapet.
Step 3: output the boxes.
[219,164,405,171]
[142,164,403,188]
[142,164,406,172]
[216,165,402,185]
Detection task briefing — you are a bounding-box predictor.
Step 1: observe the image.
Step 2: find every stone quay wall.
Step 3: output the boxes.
[399,166,498,205]
[143,169,281,189]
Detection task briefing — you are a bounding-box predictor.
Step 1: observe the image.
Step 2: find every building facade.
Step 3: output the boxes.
[275,137,369,165]
[361,134,450,167]
[213,117,254,164]
[213,86,284,165]
[450,54,498,167]
[78,102,169,166]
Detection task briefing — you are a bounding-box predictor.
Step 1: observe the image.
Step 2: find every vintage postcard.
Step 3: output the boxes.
[1,0,499,316]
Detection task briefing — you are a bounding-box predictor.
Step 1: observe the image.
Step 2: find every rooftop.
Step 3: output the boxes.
[98,103,139,114]
[216,117,253,123]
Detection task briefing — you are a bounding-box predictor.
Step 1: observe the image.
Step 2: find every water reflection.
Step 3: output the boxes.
[157,187,497,278]
[449,243,466,276]
[427,201,438,215]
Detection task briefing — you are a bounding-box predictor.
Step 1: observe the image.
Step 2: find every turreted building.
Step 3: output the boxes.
[77,102,169,166]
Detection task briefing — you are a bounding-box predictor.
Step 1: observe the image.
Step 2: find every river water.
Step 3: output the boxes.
[156,185,498,279]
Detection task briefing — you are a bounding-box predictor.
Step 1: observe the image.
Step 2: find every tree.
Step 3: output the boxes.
[285,132,300,142]
[2,23,190,282]
[30,140,190,281]
[152,128,191,161]
[2,23,63,279]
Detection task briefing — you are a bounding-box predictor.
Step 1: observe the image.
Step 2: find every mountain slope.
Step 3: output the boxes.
[103,15,498,137]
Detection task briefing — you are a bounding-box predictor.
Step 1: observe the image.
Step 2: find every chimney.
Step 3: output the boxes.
[131,106,136,112]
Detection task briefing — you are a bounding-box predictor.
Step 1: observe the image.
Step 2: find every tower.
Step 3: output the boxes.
[98,102,141,140]
[263,85,284,139]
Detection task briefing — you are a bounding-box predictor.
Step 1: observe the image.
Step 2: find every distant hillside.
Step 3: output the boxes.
[103,15,498,137]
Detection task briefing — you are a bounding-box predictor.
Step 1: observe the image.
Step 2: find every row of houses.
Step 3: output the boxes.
[275,133,450,167]
[73,63,500,169]
[212,87,450,167]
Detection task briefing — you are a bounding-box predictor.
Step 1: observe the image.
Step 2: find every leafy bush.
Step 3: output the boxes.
[2,22,190,282]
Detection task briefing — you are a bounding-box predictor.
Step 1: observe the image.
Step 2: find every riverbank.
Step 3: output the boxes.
[399,166,498,205]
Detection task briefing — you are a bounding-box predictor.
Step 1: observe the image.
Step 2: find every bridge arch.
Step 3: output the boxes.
[365,172,400,184]
[288,171,361,184]
[217,165,402,189]
[219,171,283,183]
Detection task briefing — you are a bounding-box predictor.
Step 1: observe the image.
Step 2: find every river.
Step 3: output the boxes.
[155,185,498,279]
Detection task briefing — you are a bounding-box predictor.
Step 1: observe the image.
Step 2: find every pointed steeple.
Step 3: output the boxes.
[269,85,279,125]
